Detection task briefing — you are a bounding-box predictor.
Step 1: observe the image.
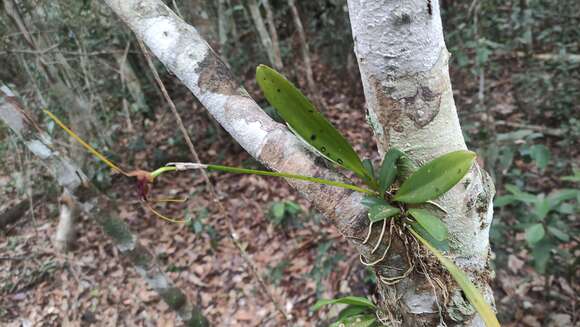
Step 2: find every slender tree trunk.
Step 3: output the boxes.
[347,0,496,325]
[287,0,319,103]
[245,0,283,70]
[54,189,78,251]
[217,0,228,47]
[262,0,283,70]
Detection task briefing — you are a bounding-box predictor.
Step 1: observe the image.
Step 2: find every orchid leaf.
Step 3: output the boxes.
[361,196,391,208]
[408,209,448,242]
[368,204,400,223]
[330,314,377,327]
[256,65,374,187]
[378,148,404,194]
[393,150,476,204]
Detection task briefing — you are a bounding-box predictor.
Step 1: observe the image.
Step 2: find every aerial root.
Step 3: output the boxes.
[359,220,393,266]
[372,219,387,254]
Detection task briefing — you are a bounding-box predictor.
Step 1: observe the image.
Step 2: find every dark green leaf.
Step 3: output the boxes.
[493,195,516,207]
[378,148,404,194]
[393,150,476,204]
[395,154,418,182]
[505,184,537,204]
[547,189,578,206]
[408,209,448,242]
[526,223,545,246]
[534,198,552,221]
[409,223,448,252]
[361,196,390,208]
[530,144,551,170]
[368,204,400,223]
[311,296,376,311]
[547,226,569,242]
[330,314,377,327]
[337,306,372,321]
[531,239,554,274]
[362,159,375,180]
[256,65,372,185]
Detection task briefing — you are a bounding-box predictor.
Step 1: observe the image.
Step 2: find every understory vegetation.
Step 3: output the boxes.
[0,0,577,326]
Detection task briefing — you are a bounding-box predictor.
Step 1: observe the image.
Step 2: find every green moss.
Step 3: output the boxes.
[448,290,475,322]
[187,310,210,327]
[102,217,133,246]
[128,246,152,268]
[160,287,187,310]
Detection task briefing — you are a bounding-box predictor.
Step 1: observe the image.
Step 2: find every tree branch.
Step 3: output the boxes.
[99,0,385,262]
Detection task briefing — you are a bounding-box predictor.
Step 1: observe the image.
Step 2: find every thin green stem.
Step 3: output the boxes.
[206,164,377,195]
[151,166,176,178]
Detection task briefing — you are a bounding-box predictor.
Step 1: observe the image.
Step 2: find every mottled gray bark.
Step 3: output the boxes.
[0,85,209,327]
[348,0,496,325]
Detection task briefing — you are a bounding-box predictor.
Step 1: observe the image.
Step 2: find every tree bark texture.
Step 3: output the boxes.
[347,0,496,325]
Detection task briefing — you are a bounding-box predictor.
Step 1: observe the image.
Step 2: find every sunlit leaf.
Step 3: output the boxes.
[393,150,476,204]
[256,65,373,186]
[525,223,545,246]
[409,228,501,327]
[408,209,448,242]
[378,148,404,194]
[311,296,376,311]
[368,204,400,223]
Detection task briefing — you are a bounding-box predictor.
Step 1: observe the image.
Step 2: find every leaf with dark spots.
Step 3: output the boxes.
[256,65,375,188]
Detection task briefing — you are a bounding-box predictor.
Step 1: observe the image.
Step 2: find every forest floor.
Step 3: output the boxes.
[0,60,577,326]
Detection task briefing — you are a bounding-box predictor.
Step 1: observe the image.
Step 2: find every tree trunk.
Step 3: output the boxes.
[54,189,78,252]
[347,0,495,325]
[262,0,283,70]
[217,0,228,47]
[245,0,283,70]
[287,0,319,104]
[100,1,496,325]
